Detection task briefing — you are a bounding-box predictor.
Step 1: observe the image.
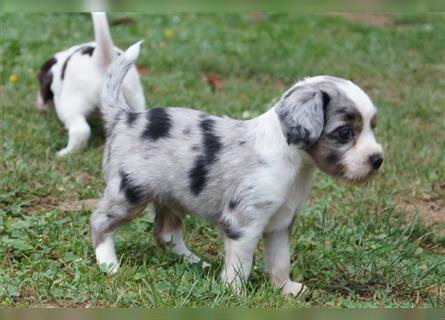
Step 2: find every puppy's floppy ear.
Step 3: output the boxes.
[275,86,329,149]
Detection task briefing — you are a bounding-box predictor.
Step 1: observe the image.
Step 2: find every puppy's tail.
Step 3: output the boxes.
[101,41,143,130]
[92,12,116,70]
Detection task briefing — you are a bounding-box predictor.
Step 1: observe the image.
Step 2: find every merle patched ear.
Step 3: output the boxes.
[275,86,330,149]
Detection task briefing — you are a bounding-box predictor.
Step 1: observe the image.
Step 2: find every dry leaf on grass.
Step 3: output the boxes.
[203,74,224,91]
[137,64,151,76]
[110,17,135,26]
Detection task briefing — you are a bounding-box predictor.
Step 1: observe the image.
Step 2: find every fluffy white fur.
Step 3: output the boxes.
[37,13,146,157]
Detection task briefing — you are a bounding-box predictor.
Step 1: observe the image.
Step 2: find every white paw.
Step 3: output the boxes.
[95,237,119,274]
[185,253,201,264]
[221,272,244,295]
[99,261,119,274]
[56,148,70,157]
[184,254,210,269]
[282,281,307,296]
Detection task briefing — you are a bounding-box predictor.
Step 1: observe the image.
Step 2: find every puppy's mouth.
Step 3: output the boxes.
[338,169,379,184]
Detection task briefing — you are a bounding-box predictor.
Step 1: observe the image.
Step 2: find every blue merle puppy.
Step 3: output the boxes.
[91,42,383,296]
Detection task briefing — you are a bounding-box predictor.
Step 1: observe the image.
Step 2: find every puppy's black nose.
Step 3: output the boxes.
[369,154,383,170]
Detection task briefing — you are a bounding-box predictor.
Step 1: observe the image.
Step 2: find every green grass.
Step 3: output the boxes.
[1,13,444,307]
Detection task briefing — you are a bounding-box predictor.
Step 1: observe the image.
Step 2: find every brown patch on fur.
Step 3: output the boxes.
[308,91,365,178]
[38,56,57,104]
[153,204,185,249]
[307,139,345,177]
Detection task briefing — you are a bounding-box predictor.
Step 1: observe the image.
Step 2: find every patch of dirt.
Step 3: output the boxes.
[326,13,393,28]
[402,198,445,231]
[26,196,59,215]
[57,198,98,212]
[396,183,445,235]
[26,197,98,215]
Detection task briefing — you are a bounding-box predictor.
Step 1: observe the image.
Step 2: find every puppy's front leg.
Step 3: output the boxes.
[263,226,306,296]
[221,228,262,293]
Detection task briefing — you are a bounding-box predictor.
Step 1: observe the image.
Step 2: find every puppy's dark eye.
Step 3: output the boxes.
[337,126,354,142]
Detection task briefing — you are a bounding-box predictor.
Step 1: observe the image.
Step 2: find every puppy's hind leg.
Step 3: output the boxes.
[56,115,91,157]
[153,204,209,267]
[91,176,149,273]
[55,97,92,157]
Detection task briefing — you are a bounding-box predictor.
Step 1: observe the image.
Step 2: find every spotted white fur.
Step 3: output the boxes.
[36,13,146,157]
[91,42,383,297]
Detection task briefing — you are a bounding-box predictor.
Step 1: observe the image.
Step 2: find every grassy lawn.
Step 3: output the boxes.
[1,13,444,307]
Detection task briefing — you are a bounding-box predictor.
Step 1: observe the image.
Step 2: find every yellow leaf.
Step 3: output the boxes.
[164,29,175,39]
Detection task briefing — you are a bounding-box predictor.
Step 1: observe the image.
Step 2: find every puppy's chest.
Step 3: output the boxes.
[264,165,315,232]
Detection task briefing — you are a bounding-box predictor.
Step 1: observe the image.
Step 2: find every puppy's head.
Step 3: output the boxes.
[275,76,383,182]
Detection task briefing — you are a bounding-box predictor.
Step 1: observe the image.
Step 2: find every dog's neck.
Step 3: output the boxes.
[248,107,317,171]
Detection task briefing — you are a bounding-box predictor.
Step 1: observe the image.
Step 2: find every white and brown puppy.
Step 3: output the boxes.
[91,42,383,296]
[37,13,145,157]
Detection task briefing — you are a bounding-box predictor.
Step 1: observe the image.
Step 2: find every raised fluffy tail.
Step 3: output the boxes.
[91,12,116,70]
[101,41,143,130]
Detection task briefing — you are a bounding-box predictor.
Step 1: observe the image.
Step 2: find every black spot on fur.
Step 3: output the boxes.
[188,118,222,195]
[321,90,330,109]
[189,157,208,195]
[258,158,268,166]
[200,119,222,163]
[286,125,313,146]
[183,127,191,136]
[60,50,79,80]
[127,112,139,126]
[38,56,57,103]
[238,140,246,146]
[61,46,90,80]
[81,46,95,56]
[191,145,200,152]
[60,57,70,80]
[229,199,239,210]
[142,108,172,140]
[119,170,146,205]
